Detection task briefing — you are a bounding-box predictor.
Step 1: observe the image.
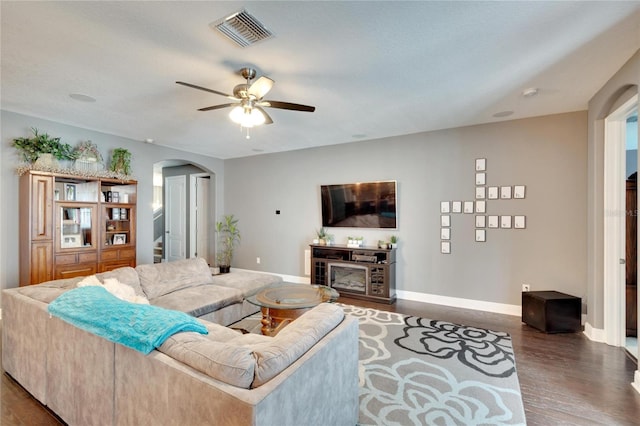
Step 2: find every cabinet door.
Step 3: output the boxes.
[29,242,53,284]
[30,175,54,240]
[56,204,97,252]
[99,259,135,273]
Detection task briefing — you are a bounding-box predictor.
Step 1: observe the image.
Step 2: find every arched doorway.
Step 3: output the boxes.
[152,160,216,265]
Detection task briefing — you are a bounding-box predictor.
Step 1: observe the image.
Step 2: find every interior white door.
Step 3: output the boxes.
[165,175,186,262]
[195,176,210,262]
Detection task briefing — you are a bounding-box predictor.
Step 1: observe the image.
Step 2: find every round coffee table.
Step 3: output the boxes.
[246,284,339,336]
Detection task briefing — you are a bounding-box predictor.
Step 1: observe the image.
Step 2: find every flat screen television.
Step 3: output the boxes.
[321,180,397,229]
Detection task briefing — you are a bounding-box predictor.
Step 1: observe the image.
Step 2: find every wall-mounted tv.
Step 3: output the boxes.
[321,180,397,229]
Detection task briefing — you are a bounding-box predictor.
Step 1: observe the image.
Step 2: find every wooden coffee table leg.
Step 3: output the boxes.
[260,307,310,336]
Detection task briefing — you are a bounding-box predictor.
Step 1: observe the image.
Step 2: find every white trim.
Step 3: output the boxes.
[397,289,522,316]
[603,94,637,347]
[583,321,606,343]
[632,370,640,395]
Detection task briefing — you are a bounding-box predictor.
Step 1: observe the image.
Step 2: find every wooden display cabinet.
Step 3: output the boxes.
[19,171,137,285]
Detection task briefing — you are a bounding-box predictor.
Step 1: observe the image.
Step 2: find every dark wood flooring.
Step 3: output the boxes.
[2,296,639,425]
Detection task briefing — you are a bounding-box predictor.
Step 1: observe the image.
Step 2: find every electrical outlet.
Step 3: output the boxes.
[522,284,530,292]
[256,257,261,264]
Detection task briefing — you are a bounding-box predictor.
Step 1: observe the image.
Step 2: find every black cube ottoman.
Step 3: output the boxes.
[522,290,581,333]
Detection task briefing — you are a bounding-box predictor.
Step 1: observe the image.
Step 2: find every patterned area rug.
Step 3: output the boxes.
[343,304,526,426]
[231,304,526,425]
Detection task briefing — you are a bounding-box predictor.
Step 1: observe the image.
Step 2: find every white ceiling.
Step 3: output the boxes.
[2,1,639,159]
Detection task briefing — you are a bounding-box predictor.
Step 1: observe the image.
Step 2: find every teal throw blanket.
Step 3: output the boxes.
[48,286,208,354]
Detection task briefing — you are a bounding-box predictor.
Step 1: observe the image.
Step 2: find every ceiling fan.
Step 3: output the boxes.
[176,67,315,133]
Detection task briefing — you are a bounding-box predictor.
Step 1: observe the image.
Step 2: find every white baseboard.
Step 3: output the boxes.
[632,371,640,395]
[397,289,522,317]
[583,322,606,343]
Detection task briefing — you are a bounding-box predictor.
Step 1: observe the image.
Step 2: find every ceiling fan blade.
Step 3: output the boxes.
[248,76,274,99]
[261,100,316,112]
[255,106,274,125]
[198,103,238,112]
[176,81,238,100]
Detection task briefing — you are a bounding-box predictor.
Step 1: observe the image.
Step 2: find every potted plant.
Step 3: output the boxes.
[109,148,132,175]
[215,214,241,273]
[389,235,399,248]
[12,127,76,167]
[316,227,332,245]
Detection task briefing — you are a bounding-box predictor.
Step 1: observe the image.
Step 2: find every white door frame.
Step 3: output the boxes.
[603,94,638,347]
[189,173,210,262]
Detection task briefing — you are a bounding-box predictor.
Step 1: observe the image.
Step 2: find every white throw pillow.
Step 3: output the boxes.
[77,275,149,304]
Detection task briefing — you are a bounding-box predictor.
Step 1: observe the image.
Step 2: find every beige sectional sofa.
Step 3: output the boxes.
[2,258,360,426]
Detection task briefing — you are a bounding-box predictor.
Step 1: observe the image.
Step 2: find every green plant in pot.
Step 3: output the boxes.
[215,214,241,273]
[12,127,76,165]
[109,148,132,175]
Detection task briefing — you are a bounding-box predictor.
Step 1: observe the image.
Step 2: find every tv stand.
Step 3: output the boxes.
[310,244,396,304]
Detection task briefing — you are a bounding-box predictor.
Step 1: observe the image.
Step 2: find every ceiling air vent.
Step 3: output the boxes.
[210,9,273,48]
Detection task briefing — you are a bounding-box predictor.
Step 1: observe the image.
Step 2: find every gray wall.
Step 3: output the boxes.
[225,111,588,307]
[0,110,225,291]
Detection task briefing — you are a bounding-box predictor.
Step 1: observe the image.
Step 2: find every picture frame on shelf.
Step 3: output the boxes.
[113,234,126,245]
[65,184,76,201]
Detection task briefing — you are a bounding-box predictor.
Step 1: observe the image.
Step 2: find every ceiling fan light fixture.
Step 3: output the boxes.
[229,106,265,128]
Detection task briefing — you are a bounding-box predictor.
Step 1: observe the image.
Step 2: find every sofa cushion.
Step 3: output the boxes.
[158,330,256,389]
[210,271,283,297]
[136,258,213,299]
[150,285,243,318]
[229,303,345,388]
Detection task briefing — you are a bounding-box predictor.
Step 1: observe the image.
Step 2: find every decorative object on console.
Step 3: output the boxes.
[215,214,241,273]
[315,227,333,246]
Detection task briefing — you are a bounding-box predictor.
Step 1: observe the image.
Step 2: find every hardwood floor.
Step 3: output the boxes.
[2,297,639,425]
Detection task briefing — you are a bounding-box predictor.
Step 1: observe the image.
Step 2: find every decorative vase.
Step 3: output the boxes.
[34,153,58,169]
[219,265,231,274]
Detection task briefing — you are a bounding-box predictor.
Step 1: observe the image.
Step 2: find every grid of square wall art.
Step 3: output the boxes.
[440,158,526,254]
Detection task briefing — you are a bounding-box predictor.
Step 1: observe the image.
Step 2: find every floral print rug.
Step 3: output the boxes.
[341,304,526,426]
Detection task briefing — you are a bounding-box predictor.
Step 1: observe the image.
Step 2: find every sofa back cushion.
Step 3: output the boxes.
[136,258,213,300]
